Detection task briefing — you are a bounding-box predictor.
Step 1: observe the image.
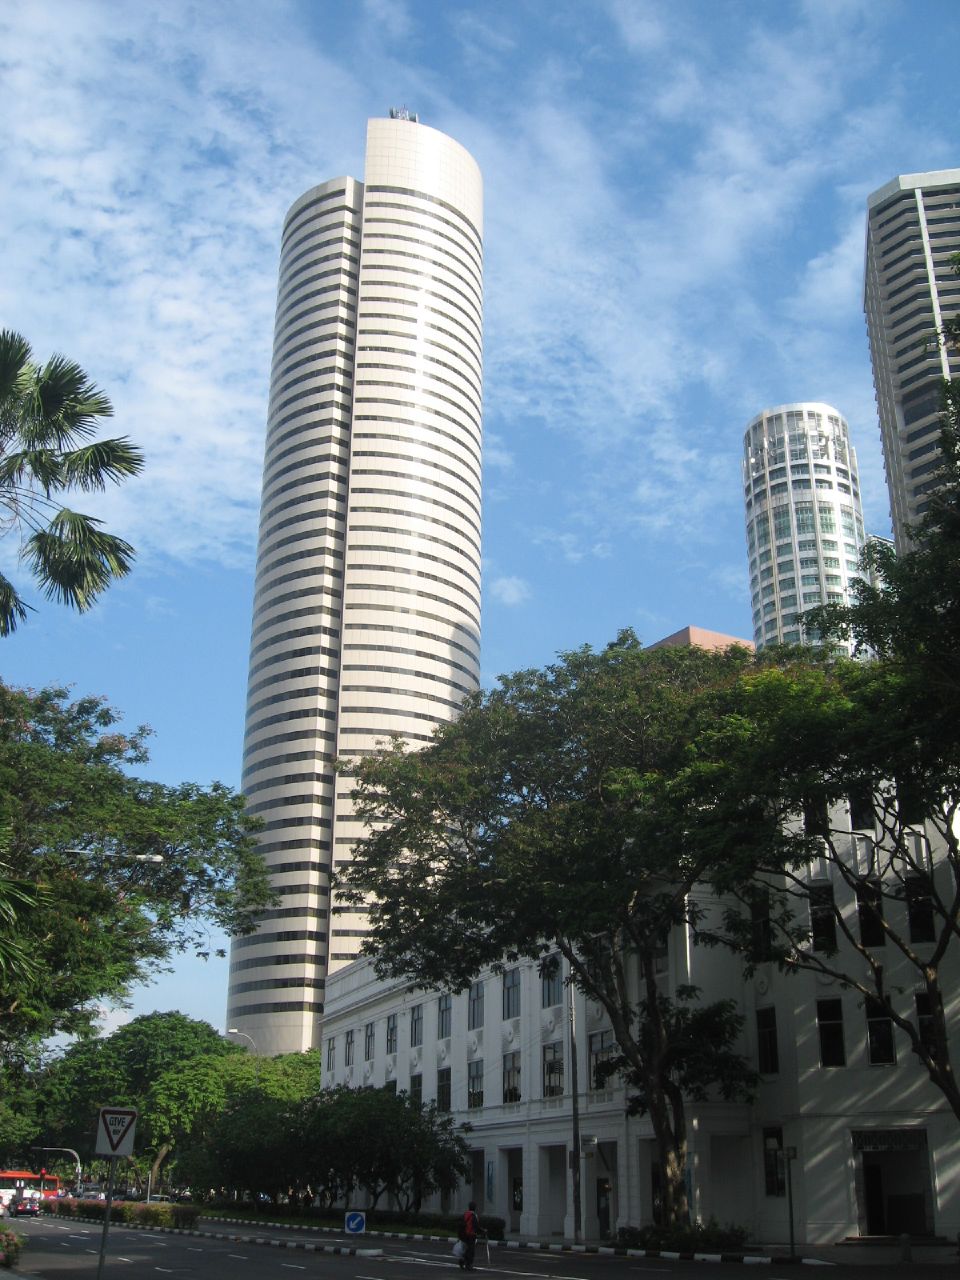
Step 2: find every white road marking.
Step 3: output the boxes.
[228,1253,249,1259]
[281,1265,306,1271]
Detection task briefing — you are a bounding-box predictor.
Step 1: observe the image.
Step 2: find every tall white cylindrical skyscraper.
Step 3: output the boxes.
[228,115,483,1055]
[743,403,866,652]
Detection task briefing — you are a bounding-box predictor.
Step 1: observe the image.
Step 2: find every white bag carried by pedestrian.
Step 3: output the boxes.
[452,1240,466,1259]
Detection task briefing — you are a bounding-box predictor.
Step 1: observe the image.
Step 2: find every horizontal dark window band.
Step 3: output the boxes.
[231,929,328,952]
[250,608,341,650]
[343,580,478,623]
[342,602,479,652]
[358,294,481,363]
[260,467,348,511]
[341,670,475,701]
[244,754,333,784]
[246,683,339,720]
[358,274,481,347]
[356,343,482,399]
[227,1000,325,1016]
[363,207,483,274]
[351,446,481,502]
[348,471,481,525]
[344,621,478,662]
[229,977,327,996]
[345,561,479,607]
[353,429,481,485]
[271,344,348,393]
[258,499,347,548]
[269,377,350,424]
[255,569,344,606]
[250,605,343,646]
[258,528,346,570]
[355,361,481,418]
[274,297,357,353]
[349,507,480,557]
[343,647,477,680]
[349,523,480,566]
[276,281,357,334]
[277,257,359,310]
[348,542,480,591]
[357,321,482,383]
[353,407,480,458]
[255,904,331,921]
[248,645,341,686]
[245,705,338,739]
[244,727,337,758]
[361,221,483,285]
[362,248,482,317]
[282,188,356,243]
[279,235,359,292]
[271,315,356,368]
[231,952,328,974]
[365,187,482,249]
[245,771,335,798]
[256,814,332,832]
[256,544,346,581]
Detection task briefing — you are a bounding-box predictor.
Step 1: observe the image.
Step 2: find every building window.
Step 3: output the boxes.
[763,1127,786,1197]
[438,993,452,1038]
[866,997,896,1065]
[906,877,936,943]
[326,1037,335,1073]
[503,967,521,1019]
[467,1058,484,1109]
[386,1013,397,1054]
[809,883,837,953]
[588,1029,615,1089]
[541,955,563,1008]
[857,880,886,947]
[364,1021,375,1061]
[848,784,875,830]
[383,1079,397,1096]
[410,1003,423,1047]
[468,980,484,1030]
[436,1066,452,1112]
[756,1007,779,1074]
[542,1042,564,1097]
[409,1073,423,1106]
[916,992,937,1058]
[816,999,846,1067]
[502,1050,521,1103]
[344,1029,354,1067]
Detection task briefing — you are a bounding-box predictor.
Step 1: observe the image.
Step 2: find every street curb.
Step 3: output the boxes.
[200,1215,832,1265]
[36,1214,383,1258]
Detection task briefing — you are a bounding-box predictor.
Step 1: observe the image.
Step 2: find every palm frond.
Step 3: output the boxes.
[0,571,30,637]
[24,509,136,611]
[0,447,65,494]
[59,437,145,490]
[18,354,113,451]
[0,329,33,406]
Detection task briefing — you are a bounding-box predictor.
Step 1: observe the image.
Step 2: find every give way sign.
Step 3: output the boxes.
[95,1108,138,1158]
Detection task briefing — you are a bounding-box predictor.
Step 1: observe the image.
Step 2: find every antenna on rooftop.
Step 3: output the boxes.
[389,105,419,122]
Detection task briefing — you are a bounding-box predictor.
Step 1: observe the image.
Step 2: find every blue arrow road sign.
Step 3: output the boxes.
[345,1211,366,1234]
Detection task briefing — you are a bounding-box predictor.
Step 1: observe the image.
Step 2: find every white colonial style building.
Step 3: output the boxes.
[322,828,960,1244]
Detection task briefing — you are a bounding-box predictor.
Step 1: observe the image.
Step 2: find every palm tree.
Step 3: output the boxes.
[0,329,144,635]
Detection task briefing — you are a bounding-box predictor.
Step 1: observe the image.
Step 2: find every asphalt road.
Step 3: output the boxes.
[9,1216,960,1280]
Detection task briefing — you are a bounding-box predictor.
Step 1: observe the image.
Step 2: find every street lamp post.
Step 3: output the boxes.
[227,1028,261,1083]
[32,1147,81,1192]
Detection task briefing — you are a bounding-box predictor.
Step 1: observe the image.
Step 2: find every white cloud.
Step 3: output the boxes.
[489,575,531,606]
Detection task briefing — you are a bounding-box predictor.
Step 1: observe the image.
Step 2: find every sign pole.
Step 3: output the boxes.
[95,1156,117,1280]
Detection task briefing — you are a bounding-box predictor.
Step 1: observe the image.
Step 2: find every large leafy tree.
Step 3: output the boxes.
[686,649,960,1123]
[37,1013,237,1183]
[0,681,273,1057]
[337,636,758,1225]
[0,329,144,635]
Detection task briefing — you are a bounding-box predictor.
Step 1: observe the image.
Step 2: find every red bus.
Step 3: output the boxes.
[0,1169,62,1207]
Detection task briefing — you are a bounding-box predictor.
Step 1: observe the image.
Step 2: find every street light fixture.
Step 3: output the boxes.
[64,848,164,863]
[227,1028,260,1083]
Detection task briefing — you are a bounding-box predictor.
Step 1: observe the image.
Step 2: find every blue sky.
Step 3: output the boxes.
[1,0,957,1036]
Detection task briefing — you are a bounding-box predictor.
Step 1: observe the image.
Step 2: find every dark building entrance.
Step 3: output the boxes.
[852,1129,933,1236]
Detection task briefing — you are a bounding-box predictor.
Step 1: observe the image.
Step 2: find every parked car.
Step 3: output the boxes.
[13,1199,41,1217]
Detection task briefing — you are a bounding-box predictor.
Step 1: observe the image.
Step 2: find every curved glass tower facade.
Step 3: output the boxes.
[743,403,865,652]
[228,116,483,1055]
